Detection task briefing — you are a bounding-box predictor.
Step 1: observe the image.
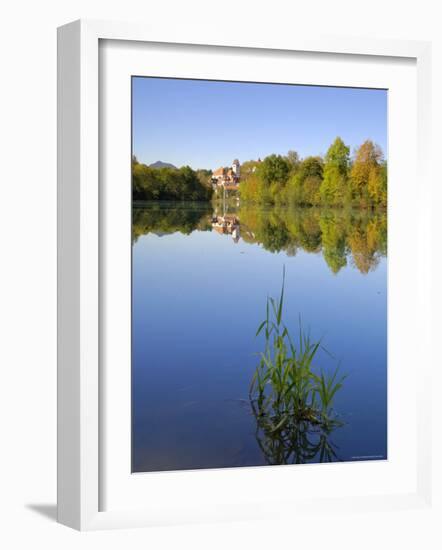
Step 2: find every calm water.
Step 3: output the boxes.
[132,202,387,472]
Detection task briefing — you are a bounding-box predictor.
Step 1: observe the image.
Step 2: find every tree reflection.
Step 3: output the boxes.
[238,205,386,274]
[132,202,387,274]
[132,202,212,242]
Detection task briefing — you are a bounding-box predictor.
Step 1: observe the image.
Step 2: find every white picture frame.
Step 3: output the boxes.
[57,19,434,531]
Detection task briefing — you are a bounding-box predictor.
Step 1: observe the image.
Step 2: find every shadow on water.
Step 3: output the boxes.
[133,201,387,274]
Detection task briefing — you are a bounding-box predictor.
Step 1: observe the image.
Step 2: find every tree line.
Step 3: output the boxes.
[239,138,387,208]
[132,157,213,202]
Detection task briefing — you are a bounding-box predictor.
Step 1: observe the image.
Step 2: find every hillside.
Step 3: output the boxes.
[149,160,178,169]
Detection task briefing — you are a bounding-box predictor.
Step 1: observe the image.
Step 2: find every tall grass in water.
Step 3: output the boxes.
[250,267,346,463]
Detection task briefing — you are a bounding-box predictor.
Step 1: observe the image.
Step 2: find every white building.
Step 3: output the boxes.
[231,159,240,178]
[211,159,241,187]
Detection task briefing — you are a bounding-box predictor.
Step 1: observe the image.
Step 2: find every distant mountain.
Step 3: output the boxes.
[149,161,178,169]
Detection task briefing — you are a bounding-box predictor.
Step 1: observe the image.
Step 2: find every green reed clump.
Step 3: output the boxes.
[250,267,346,434]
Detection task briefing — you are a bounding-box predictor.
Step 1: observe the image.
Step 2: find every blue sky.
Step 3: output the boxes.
[132,77,387,170]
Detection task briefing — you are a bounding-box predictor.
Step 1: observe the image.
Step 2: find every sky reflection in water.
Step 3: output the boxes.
[132,203,387,472]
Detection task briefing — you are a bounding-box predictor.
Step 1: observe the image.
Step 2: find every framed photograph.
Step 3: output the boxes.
[57,20,433,530]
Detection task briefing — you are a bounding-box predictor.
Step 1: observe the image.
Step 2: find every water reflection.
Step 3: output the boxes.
[133,202,387,274]
[211,214,241,242]
[132,201,387,471]
[132,202,212,241]
[252,398,342,464]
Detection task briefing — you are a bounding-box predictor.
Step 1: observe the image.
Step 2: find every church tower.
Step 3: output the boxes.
[232,159,240,179]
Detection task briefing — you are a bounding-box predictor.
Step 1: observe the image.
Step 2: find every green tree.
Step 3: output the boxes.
[239,172,260,202]
[132,162,212,202]
[320,137,350,205]
[241,160,261,176]
[286,150,300,171]
[257,154,291,185]
[255,155,291,203]
[256,155,290,200]
[196,168,212,187]
[319,212,347,273]
[288,156,323,206]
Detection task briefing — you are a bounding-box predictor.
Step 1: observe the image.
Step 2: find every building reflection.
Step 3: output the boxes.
[211,214,241,243]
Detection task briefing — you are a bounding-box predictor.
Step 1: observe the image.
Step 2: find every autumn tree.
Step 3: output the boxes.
[368,161,387,207]
[350,140,385,207]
